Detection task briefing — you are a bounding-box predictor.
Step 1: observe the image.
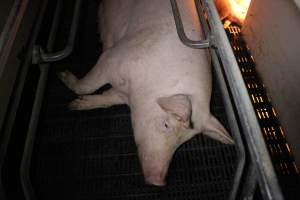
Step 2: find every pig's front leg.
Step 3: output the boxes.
[68,88,128,110]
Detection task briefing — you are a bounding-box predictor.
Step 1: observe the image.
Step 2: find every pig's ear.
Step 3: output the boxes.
[157,94,192,123]
[202,115,234,144]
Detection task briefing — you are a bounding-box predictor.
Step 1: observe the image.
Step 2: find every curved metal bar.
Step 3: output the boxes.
[32,0,82,64]
[170,0,211,49]
[20,1,63,199]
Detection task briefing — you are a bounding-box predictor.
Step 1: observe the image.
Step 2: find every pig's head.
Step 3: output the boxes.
[132,94,233,186]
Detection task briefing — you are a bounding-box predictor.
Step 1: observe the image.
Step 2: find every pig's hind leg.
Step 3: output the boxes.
[68,88,127,110]
[58,50,113,95]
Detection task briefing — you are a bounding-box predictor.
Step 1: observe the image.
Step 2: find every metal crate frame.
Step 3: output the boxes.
[0,0,284,199]
[170,0,284,199]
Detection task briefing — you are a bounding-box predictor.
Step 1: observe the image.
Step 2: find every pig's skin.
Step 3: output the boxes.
[59,0,234,186]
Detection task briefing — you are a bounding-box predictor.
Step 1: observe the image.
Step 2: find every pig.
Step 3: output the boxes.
[58,0,234,186]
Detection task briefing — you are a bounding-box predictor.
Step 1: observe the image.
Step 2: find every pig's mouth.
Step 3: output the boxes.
[142,160,169,186]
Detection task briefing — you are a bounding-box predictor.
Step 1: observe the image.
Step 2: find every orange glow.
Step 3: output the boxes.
[228,0,251,23]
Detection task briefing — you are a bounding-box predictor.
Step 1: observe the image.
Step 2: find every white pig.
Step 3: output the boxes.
[58,0,234,186]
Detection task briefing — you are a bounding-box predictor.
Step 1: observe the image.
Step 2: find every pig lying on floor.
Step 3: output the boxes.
[58,0,234,186]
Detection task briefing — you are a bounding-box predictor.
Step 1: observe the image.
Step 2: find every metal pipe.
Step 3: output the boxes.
[20,66,50,200]
[240,161,258,200]
[201,0,283,199]
[170,0,211,49]
[20,1,64,199]
[32,0,82,64]
[0,0,29,77]
[211,43,246,200]
[212,46,246,200]
[194,1,245,199]
[0,1,49,199]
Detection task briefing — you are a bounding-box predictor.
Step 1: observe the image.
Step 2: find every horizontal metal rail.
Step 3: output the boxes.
[32,0,82,64]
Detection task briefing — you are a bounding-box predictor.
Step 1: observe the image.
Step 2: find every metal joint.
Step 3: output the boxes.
[32,0,81,64]
[170,0,211,49]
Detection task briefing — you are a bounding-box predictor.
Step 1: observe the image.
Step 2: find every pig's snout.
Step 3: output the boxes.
[139,152,171,187]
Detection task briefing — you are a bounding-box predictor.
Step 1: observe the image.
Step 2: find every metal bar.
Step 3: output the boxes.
[20,1,64,199]
[200,0,284,199]
[194,1,245,199]
[0,0,29,77]
[32,0,82,64]
[214,50,246,200]
[241,161,258,200]
[212,42,246,200]
[20,66,50,200]
[0,1,49,199]
[170,0,211,49]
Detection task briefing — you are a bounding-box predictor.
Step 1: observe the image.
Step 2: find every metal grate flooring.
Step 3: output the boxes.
[29,1,237,199]
[30,66,237,200]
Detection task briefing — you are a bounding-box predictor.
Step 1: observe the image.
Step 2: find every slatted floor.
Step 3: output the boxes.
[29,1,237,199]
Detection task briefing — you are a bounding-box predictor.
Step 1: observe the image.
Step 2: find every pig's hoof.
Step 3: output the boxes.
[57,71,78,87]
[68,96,90,110]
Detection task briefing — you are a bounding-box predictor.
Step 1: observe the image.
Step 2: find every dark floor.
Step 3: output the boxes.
[29,0,237,199]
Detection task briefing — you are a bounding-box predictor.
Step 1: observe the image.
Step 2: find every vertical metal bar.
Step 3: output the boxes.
[201,0,284,199]
[20,1,64,199]
[0,0,29,77]
[0,1,49,199]
[32,0,82,64]
[194,1,246,199]
[212,45,246,200]
[20,65,50,200]
[241,161,258,200]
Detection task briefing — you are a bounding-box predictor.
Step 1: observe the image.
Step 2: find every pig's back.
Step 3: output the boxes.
[123,0,211,96]
[127,0,204,41]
